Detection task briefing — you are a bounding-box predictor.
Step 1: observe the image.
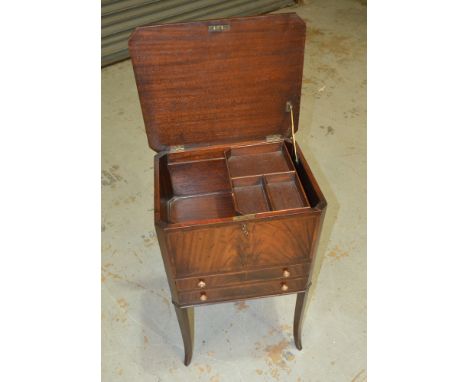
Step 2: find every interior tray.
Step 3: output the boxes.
[232,176,270,215]
[226,142,294,178]
[264,172,309,211]
[165,149,235,223]
[232,172,309,215]
[168,157,231,196]
[167,193,236,223]
[162,143,310,223]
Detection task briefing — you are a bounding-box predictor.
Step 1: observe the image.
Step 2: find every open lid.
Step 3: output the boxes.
[129,13,306,152]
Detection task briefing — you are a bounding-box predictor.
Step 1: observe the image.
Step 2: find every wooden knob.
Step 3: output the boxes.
[200,292,207,301]
[282,269,290,278]
[197,279,206,288]
[281,282,288,292]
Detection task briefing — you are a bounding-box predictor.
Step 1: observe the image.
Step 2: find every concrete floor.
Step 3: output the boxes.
[102,0,366,380]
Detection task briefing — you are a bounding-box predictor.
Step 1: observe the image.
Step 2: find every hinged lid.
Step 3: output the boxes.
[129,13,306,152]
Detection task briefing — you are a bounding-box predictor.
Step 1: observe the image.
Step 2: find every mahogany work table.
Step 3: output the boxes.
[129,13,327,366]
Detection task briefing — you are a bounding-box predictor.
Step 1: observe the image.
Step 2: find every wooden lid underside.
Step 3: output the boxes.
[129,13,306,152]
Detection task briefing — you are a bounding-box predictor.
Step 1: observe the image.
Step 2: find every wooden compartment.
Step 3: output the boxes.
[167,193,236,224]
[169,157,231,196]
[264,172,310,211]
[161,141,311,223]
[226,141,309,215]
[160,142,314,223]
[226,142,294,178]
[164,149,235,223]
[232,176,270,215]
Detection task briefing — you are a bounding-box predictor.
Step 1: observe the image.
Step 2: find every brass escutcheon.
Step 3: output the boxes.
[241,223,249,237]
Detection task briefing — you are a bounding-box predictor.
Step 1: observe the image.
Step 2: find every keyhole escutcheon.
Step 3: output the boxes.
[241,223,249,237]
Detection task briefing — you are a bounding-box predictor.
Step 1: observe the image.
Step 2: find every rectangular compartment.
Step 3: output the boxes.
[226,142,294,178]
[264,172,310,211]
[168,149,231,196]
[232,176,270,215]
[164,149,235,223]
[167,193,236,223]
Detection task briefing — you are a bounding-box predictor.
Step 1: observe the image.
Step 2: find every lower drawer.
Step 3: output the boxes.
[177,277,308,306]
[175,263,310,291]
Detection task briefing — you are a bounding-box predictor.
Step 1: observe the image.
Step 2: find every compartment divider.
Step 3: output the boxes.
[281,141,297,174]
[224,149,240,216]
[230,170,296,181]
[261,174,274,212]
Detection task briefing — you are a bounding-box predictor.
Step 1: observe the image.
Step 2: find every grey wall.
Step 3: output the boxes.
[102,0,295,66]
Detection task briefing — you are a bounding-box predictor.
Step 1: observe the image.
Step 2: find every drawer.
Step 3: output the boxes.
[178,277,308,306]
[175,262,310,291]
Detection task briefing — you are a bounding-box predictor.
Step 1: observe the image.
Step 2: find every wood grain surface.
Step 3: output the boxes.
[129,13,305,151]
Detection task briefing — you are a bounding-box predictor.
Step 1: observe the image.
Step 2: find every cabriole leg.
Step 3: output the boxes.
[294,291,308,350]
[174,305,194,366]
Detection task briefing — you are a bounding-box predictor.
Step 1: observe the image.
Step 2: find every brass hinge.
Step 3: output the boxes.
[266,134,282,143]
[233,214,256,221]
[169,145,185,152]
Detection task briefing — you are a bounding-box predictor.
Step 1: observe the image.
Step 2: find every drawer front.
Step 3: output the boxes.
[167,214,316,278]
[178,277,308,306]
[175,262,310,291]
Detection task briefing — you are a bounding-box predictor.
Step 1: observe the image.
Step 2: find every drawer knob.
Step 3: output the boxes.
[282,269,290,278]
[200,292,207,301]
[197,279,206,288]
[281,282,289,292]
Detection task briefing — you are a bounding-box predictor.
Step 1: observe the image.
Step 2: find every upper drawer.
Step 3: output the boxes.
[175,262,310,291]
[167,214,317,277]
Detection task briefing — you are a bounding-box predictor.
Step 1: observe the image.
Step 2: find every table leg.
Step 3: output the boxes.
[294,291,308,350]
[174,305,194,366]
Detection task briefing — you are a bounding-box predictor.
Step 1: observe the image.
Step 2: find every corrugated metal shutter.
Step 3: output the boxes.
[102,0,295,66]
